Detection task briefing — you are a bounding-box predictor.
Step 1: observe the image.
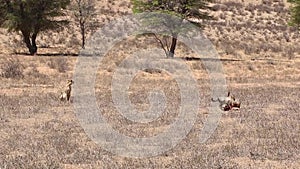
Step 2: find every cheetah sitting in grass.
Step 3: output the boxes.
[211,92,241,111]
[59,80,74,102]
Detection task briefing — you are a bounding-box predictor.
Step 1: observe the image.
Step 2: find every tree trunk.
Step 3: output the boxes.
[22,31,38,55]
[31,33,38,55]
[168,33,178,58]
[81,25,85,49]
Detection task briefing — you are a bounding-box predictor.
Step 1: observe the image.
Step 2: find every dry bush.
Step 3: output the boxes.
[119,1,129,8]
[243,44,256,55]
[47,57,69,73]
[66,35,80,48]
[0,58,24,79]
[219,13,226,20]
[223,44,237,56]
[256,4,272,13]
[223,1,243,9]
[248,64,257,71]
[270,44,283,53]
[5,34,26,54]
[211,4,228,11]
[245,4,255,13]
[26,64,48,79]
[283,46,296,59]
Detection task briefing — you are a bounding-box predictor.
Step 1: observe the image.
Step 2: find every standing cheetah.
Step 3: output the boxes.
[59,80,74,102]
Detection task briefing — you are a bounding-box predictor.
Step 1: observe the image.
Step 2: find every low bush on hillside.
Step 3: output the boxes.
[1,58,24,79]
[47,57,69,73]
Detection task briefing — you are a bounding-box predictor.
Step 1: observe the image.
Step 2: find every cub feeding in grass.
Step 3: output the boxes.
[59,79,74,102]
[211,92,241,111]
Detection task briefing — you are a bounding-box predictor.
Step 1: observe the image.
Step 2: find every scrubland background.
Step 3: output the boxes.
[0,0,299,168]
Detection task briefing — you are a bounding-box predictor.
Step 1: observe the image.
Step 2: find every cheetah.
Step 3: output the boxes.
[59,80,74,102]
[211,92,241,111]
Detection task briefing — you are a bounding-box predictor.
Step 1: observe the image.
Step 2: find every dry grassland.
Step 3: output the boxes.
[0,0,299,168]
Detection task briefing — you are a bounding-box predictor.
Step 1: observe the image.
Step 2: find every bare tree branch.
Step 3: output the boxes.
[152,33,169,57]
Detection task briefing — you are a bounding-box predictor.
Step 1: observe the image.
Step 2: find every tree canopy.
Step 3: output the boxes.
[288,0,300,29]
[131,0,214,57]
[0,0,70,55]
[71,0,98,49]
[132,0,213,25]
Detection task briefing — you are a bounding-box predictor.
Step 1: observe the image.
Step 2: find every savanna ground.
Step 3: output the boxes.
[0,0,300,168]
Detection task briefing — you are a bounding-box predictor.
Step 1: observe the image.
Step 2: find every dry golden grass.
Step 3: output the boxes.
[0,0,299,168]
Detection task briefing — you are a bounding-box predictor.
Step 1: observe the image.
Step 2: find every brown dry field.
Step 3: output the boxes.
[0,0,300,168]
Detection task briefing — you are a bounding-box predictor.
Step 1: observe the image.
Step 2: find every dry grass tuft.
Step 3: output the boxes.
[0,0,299,168]
[47,57,69,73]
[0,58,24,79]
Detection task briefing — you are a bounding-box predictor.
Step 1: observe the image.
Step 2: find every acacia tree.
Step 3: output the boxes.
[71,0,98,49]
[0,0,70,55]
[131,0,214,57]
[288,0,300,29]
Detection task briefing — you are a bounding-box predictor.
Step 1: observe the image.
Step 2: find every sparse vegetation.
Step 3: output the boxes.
[288,0,300,28]
[0,0,299,168]
[0,0,70,55]
[70,0,99,49]
[26,64,47,79]
[205,0,299,59]
[131,0,214,57]
[47,57,69,73]
[1,58,24,79]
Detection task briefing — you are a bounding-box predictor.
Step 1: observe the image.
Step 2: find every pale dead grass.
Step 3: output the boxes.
[0,0,299,168]
[0,51,299,168]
